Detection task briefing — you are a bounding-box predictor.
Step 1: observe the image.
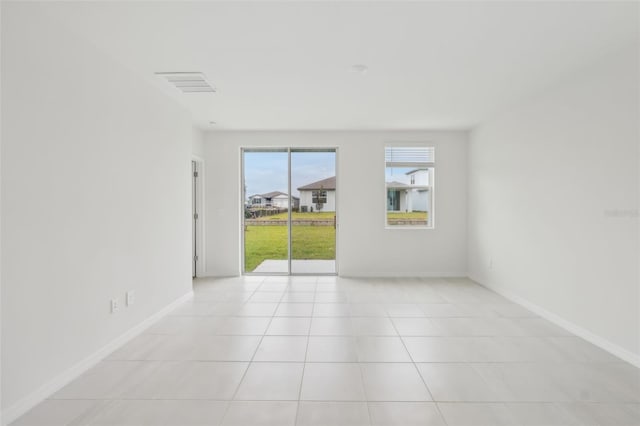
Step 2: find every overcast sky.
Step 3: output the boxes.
[244,151,335,199]
[385,166,414,184]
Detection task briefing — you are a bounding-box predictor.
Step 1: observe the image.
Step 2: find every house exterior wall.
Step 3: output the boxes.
[410,189,429,212]
[399,190,408,211]
[249,194,298,209]
[408,169,430,185]
[271,195,288,208]
[299,189,335,212]
[388,188,429,213]
[271,195,299,209]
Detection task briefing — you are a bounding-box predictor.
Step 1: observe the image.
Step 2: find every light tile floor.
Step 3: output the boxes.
[12,276,640,426]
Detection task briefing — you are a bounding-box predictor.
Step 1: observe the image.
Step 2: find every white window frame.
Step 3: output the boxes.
[384,144,435,230]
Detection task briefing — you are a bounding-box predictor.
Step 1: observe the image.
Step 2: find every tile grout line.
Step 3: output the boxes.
[389,314,452,426]
[218,276,271,425]
[51,395,638,404]
[293,277,318,426]
[355,292,376,426]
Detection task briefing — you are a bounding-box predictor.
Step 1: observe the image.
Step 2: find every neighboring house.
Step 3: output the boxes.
[386,181,411,211]
[248,191,300,209]
[386,169,431,212]
[297,176,336,212]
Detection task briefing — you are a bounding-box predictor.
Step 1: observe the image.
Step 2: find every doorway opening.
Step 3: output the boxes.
[192,160,198,277]
[192,158,205,278]
[242,148,337,275]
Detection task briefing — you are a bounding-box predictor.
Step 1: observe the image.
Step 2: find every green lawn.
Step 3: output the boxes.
[244,225,335,272]
[254,211,335,221]
[386,211,428,219]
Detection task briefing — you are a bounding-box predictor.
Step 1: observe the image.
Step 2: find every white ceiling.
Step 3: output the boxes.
[36,1,638,130]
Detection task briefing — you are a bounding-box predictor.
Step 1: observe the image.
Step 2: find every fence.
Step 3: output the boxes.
[245,219,335,226]
[245,207,287,219]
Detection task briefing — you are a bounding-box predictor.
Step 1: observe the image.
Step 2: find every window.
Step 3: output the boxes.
[312,190,327,204]
[385,146,434,228]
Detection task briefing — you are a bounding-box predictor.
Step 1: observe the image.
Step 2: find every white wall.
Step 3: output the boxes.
[468,46,640,362]
[1,4,193,418]
[0,2,3,422]
[204,131,467,277]
[192,128,205,159]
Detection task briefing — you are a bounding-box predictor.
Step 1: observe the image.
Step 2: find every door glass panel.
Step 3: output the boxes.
[243,150,289,273]
[291,150,336,274]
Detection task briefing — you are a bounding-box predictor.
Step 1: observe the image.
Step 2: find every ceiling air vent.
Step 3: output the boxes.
[155,72,216,93]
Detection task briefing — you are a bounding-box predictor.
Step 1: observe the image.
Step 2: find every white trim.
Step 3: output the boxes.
[288,148,292,274]
[341,272,468,278]
[474,278,640,368]
[2,291,194,425]
[239,147,246,275]
[334,147,339,276]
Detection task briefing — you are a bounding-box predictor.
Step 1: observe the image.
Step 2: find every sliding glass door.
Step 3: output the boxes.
[242,149,289,274]
[291,150,336,274]
[242,148,337,275]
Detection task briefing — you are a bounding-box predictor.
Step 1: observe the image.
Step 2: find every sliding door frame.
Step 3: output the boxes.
[240,147,338,276]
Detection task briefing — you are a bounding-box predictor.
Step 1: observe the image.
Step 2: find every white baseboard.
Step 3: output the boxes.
[340,271,468,278]
[473,277,640,368]
[3,291,194,425]
[199,272,469,278]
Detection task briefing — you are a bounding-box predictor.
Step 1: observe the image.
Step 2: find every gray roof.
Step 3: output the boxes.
[297,176,336,191]
[386,181,409,188]
[250,191,299,201]
[260,191,288,199]
[405,168,428,175]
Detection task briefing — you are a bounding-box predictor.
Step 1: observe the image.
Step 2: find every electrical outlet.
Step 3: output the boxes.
[126,290,135,306]
[111,299,120,313]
